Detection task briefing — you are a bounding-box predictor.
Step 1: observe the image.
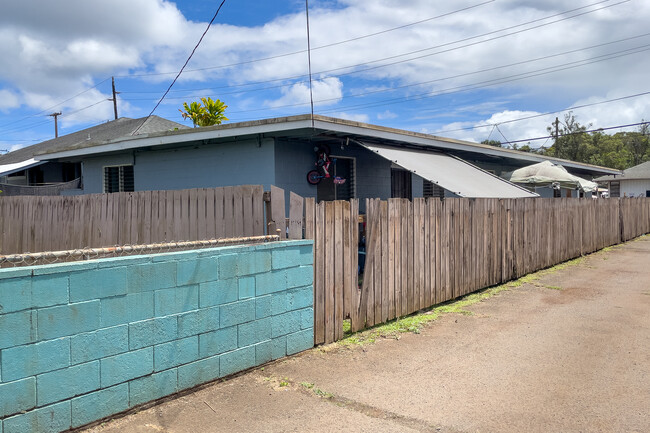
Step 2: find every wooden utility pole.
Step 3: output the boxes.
[110,77,119,120]
[48,112,62,138]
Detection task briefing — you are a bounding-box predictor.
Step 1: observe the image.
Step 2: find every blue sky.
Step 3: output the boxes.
[1,0,649,154]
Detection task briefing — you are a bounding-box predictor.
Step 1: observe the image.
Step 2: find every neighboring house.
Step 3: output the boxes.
[596,161,650,198]
[30,114,618,206]
[0,116,187,196]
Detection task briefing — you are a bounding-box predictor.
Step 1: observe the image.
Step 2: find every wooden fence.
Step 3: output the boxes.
[0,185,265,254]
[308,197,650,344]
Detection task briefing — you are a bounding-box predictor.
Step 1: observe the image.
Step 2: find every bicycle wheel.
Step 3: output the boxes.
[307,170,322,185]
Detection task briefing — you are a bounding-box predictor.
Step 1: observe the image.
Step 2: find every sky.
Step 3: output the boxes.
[1,0,649,154]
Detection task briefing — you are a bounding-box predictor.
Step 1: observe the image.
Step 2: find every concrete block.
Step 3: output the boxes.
[199,278,238,308]
[70,325,129,364]
[271,246,300,270]
[238,276,255,299]
[69,267,127,302]
[129,316,178,350]
[238,318,272,348]
[221,251,271,278]
[0,311,37,349]
[2,401,71,433]
[1,337,70,381]
[271,336,287,360]
[220,346,255,377]
[100,292,154,328]
[127,262,176,293]
[255,295,272,319]
[301,307,314,330]
[287,287,313,311]
[286,328,314,355]
[154,336,199,371]
[176,257,218,286]
[154,285,199,316]
[286,266,313,289]
[177,306,219,338]
[30,274,69,308]
[101,347,154,387]
[255,340,273,365]
[271,292,288,315]
[96,256,151,268]
[271,310,302,338]
[297,244,314,266]
[255,270,287,296]
[220,299,255,328]
[129,368,178,407]
[31,261,97,276]
[37,300,100,340]
[70,383,129,428]
[37,361,99,406]
[199,326,237,358]
[0,267,33,279]
[217,254,238,279]
[0,277,31,314]
[0,377,36,418]
[177,355,219,391]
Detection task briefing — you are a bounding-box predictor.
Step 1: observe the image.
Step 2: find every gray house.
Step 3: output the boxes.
[26,114,618,204]
[596,161,650,197]
[0,116,186,195]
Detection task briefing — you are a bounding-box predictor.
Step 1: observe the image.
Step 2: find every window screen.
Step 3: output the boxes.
[104,165,134,193]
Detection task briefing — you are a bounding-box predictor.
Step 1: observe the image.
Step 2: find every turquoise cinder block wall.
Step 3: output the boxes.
[0,240,314,433]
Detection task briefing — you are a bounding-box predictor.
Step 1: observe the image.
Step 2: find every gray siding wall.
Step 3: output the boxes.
[80,139,276,194]
[273,140,394,211]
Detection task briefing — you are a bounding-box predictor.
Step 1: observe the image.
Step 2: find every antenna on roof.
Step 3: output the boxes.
[48,112,62,138]
[305,0,315,128]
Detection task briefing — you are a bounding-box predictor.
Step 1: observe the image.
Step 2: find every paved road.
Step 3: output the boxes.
[84,237,650,433]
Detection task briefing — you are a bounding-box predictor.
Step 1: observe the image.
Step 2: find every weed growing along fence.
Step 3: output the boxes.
[307,197,650,344]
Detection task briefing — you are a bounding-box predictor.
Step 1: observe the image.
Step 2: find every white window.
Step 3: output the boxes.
[104,165,134,193]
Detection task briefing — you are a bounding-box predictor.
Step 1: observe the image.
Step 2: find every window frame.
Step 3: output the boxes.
[103,164,134,193]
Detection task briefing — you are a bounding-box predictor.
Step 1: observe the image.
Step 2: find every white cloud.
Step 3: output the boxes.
[333,112,370,123]
[1,0,649,136]
[265,77,343,108]
[377,110,397,120]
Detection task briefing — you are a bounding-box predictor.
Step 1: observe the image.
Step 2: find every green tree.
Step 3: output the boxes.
[546,112,592,162]
[179,97,228,127]
[623,121,650,166]
[481,139,502,147]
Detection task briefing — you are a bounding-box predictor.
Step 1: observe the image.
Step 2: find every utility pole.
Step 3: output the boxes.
[109,76,119,120]
[554,116,560,156]
[48,112,62,138]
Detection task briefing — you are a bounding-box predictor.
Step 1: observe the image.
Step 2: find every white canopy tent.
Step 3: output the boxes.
[505,160,598,193]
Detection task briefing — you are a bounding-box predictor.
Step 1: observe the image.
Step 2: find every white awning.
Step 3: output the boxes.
[0,158,46,177]
[361,143,538,198]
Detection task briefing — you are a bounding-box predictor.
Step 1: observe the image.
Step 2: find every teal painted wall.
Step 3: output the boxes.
[0,240,313,432]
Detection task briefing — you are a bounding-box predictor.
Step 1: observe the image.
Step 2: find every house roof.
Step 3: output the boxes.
[596,160,650,181]
[0,116,187,167]
[35,114,620,177]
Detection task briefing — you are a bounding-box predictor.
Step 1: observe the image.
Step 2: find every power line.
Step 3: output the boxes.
[223,43,650,115]
[501,121,649,145]
[132,0,227,135]
[434,91,650,135]
[116,0,497,79]
[118,32,650,102]
[115,0,620,87]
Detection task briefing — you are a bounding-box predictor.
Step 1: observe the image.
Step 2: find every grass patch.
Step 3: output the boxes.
[338,254,590,347]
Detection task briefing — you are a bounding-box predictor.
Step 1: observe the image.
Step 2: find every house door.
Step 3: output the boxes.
[391,168,412,199]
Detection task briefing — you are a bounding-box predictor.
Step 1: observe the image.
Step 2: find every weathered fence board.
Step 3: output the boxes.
[0,185,266,254]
